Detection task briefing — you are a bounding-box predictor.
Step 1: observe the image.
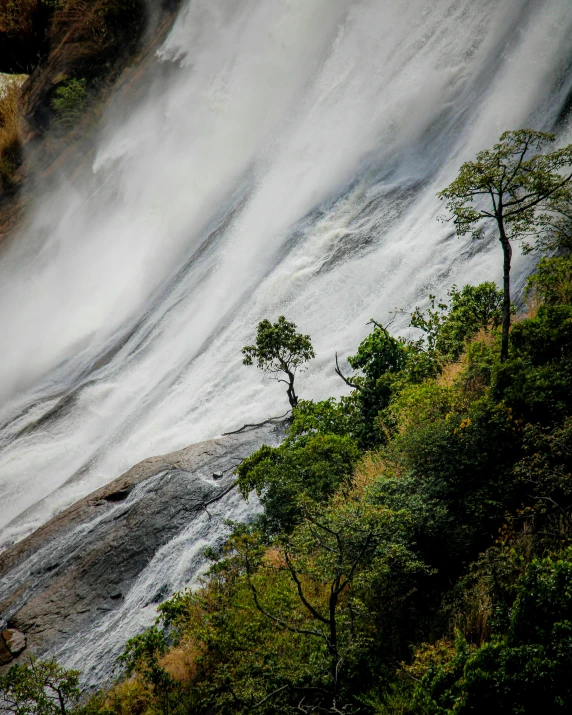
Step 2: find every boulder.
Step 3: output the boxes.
[2,629,27,656]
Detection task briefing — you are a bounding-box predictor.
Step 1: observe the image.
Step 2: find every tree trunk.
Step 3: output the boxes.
[498,222,512,363]
[286,370,298,408]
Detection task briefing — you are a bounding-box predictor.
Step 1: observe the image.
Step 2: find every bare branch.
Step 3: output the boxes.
[284,551,330,626]
[248,579,327,641]
[334,352,362,391]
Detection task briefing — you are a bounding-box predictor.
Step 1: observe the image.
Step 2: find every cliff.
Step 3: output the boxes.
[0,0,181,240]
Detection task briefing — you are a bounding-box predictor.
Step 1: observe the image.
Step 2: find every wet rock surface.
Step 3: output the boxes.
[0,420,285,672]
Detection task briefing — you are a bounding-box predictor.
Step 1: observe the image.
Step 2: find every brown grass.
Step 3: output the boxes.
[0,0,37,36]
[352,452,387,496]
[436,359,466,388]
[159,640,204,684]
[0,76,24,190]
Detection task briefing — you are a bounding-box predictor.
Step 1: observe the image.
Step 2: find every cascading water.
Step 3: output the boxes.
[1,0,572,682]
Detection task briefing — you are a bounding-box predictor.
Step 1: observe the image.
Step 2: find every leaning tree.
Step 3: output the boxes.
[438,129,572,362]
[242,316,315,409]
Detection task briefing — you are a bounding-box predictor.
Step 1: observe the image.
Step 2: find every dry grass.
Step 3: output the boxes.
[436,359,466,388]
[160,641,203,684]
[103,676,154,714]
[0,76,24,191]
[0,0,37,36]
[352,452,387,497]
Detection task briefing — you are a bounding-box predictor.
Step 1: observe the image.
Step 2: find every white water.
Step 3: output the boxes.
[1,0,572,549]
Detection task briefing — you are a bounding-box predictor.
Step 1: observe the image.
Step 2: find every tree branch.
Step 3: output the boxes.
[334,352,362,391]
[284,551,330,626]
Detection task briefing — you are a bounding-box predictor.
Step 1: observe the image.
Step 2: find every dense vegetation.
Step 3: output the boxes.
[2,132,572,713]
[4,252,569,714]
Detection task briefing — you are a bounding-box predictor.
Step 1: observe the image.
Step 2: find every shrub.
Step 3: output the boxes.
[493,305,572,423]
[51,78,88,125]
[237,432,360,534]
[401,550,572,714]
[525,255,572,307]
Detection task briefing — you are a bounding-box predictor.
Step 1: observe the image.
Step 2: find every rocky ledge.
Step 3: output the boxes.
[0,420,285,677]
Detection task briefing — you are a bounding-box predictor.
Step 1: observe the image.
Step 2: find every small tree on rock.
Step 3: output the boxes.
[242,317,315,409]
[438,129,572,362]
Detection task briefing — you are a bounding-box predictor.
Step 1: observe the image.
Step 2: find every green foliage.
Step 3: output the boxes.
[493,304,572,422]
[51,78,88,125]
[438,129,572,362]
[340,322,408,447]
[286,398,357,441]
[512,418,572,548]
[386,384,519,565]
[34,255,572,714]
[117,627,180,714]
[525,255,572,306]
[236,432,360,534]
[438,130,572,243]
[242,316,315,373]
[0,658,80,715]
[410,283,505,363]
[398,549,572,714]
[242,316,315,408]
[145,491,427,715]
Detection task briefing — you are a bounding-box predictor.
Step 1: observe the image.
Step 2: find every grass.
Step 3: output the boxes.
[0,75,24,192]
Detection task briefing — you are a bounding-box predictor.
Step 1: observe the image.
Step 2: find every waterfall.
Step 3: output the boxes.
[1,0,572,679]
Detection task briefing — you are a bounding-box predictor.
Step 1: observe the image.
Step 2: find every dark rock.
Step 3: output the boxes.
[102,489,132,503]
[0,637,13,666]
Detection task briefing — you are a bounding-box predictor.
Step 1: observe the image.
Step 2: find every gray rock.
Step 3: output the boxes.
[0,420,286,675]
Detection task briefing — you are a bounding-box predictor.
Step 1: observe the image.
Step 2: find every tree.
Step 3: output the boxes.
[237,497,426,714]
[236,433,360,535]
[335,321,408,447]
[242,317,315,408]
[0,658,80,715]
[409,283,505,363]
[438,130,572,362]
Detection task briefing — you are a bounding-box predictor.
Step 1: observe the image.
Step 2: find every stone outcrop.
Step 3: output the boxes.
[0,628,27,665]
[0,420,285,675]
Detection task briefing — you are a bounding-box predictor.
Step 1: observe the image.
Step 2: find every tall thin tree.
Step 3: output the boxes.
[438,129,572,362]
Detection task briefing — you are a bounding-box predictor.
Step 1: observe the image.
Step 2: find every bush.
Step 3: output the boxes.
[51,78,88,125]
[237,432,360,534]
[401,550,572,714]
[493,305,572,423]
[525,255,572,307]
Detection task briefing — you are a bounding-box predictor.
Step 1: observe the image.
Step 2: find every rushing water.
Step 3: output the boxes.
[1,0,572,670]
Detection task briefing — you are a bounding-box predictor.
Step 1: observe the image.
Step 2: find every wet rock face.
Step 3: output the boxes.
[0,421,285,672]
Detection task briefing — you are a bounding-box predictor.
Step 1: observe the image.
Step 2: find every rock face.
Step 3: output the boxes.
[0,420,285,679]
